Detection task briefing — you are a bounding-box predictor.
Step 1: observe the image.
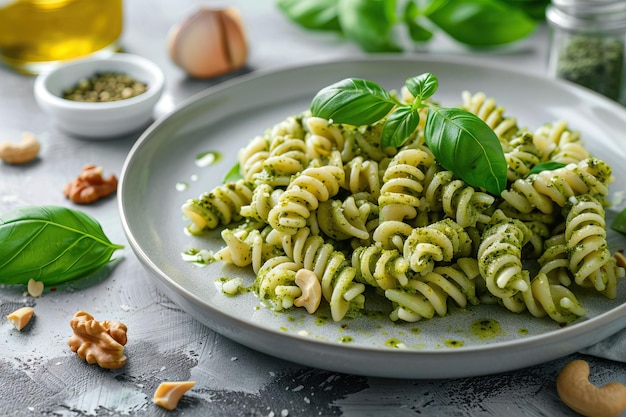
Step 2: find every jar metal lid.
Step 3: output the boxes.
[547,0,626,32]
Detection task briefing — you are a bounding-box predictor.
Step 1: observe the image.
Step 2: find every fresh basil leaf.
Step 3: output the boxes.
[276,0,342,31]
[381,107,421,148]
[423,0,536,46]
[337,0,401,52]
[0,205,124,286]
[223,162,243,183]
[528,161,566,175]
[424,107,507,195]
[310,78,397,126]
[406,73,439,102]
[499,0,550,21]
[406,20,434,43]
[611,207,626,234]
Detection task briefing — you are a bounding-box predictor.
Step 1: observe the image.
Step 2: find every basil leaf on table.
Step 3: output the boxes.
[337,0,401,52]
[0,205,124,286]
[276,0,342,31]
[310,78,398,126]
[425,107,508,195]
[423,0,537,47]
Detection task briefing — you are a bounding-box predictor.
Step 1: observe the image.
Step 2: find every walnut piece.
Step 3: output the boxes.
[68,311,128,369]
[153,381,196,410]
[64,164,118,204]
[7,306,35,331]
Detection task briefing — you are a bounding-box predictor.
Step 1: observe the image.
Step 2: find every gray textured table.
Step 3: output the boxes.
[1,1,624,416]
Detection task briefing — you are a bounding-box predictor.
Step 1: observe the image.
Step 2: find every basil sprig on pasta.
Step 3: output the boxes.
[310,73,508,195]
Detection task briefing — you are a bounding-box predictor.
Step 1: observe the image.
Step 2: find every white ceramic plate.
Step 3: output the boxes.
[119,56,626,379]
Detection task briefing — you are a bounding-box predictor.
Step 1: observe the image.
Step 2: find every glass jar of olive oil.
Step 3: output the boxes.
[546,0,626,104]
[0,0,123,75]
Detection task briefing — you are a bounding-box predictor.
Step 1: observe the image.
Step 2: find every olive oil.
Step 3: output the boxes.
[0,0,123,74]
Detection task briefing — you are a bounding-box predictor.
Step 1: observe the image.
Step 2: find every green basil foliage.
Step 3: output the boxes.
[276,0,548,51]
[528,161,566,175]
[611,208,626,234]
[310,73,508,195]
[223,161,243,183]
[0,205,124,286]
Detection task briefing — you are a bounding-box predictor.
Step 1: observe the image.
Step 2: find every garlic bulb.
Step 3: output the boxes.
[167,7,247,79]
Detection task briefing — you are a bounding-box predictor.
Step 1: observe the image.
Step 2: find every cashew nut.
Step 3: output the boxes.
[556,359,626,417]
[153,381,196,410]
[293,269,322,314]
[27,279,44,298]
[7,306,35,331]
[0,132,40,164]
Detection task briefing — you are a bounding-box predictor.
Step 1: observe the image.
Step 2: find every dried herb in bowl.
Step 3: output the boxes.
[63,72,148,102]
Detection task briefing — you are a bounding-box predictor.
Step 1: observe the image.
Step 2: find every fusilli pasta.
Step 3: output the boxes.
[182,88,624,326]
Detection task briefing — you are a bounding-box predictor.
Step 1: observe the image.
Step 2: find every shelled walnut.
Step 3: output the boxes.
[68,311,128,369]
[64,164,118,204]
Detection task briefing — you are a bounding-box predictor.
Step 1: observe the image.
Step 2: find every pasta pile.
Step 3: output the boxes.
[181,88,625,324]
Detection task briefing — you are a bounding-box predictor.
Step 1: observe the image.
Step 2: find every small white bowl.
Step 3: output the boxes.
[34,53,165,139]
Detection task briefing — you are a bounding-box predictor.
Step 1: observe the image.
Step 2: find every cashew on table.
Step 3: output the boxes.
[557,359,626,417]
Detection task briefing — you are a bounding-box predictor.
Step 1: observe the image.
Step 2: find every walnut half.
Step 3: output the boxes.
[68,311,128,369]
[64,164,118,204]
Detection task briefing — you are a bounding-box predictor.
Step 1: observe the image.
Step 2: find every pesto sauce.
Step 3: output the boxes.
[385,337,403,348]
[470,318,501,339]
[195,151,222,167]
[444,339,464,348]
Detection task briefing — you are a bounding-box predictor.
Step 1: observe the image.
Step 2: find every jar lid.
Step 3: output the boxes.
[548,0,626,32]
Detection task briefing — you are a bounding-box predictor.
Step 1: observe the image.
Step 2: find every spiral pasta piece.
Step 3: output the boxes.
[533,120,590,163]
[238,115,306,182]
[564,194,622,295]
[255,135,309,187]
[275,227,366,321]
[403,218,473,275]
[477,211,532,299]
[317,195,371,241]
[378,147,434,222]
[461,91,519,142]
[422,164,495,227]
[372,220,414,250]
[352,243,410,289]
[501,157,612,214]
[182,179,253,234]
[268,151,345,235]
[385,260,481,322]
[504,132,541,181]
[537,231,572,287]
[343,156,381,198]
[500,272,586,323]
[305,116,346,158]
[254,256,302,311]
[239,183,283,223]
[238,134,270,182]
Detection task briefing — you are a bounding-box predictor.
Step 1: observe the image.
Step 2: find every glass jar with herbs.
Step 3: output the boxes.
[546,0,626,104]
